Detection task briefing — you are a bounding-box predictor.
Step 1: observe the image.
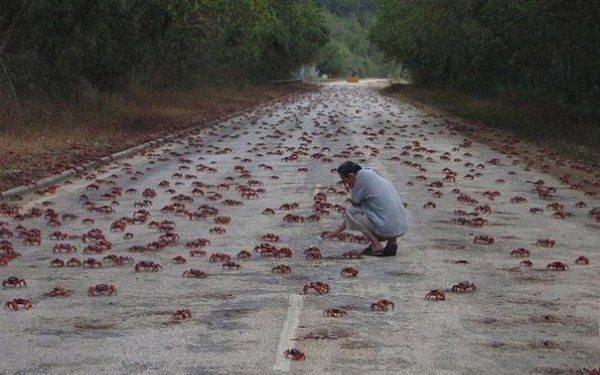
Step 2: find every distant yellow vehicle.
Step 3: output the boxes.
[346,75,359,83]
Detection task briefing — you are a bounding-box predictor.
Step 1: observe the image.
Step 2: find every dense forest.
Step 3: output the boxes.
[370,0,600,116]
[0,0,328,99]
[0,0,396,101]
[314,0,392,77]
[3,0,599,120]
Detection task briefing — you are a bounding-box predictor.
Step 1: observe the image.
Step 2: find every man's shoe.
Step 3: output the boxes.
[379,243,397,257]
[362,246,384,256]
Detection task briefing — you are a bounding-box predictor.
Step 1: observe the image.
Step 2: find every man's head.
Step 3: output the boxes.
[337,161,362,188]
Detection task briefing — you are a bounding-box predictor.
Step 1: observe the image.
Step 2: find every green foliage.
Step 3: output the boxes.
[318,39,353,75]
[316,0,377,16]
[370,0,600,115]
[0,0,328,98]
[314,0,392,77]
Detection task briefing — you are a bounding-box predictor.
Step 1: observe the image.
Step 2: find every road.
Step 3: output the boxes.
[0,81,598,375]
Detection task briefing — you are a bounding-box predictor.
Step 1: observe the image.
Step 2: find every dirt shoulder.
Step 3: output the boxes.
[0,82,316,193]
[381,84,600,198]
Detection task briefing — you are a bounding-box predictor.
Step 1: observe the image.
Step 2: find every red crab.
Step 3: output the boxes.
[323,308,347,317]
[50,258,65,267]
[270,264,292,274]
[209,226,226,234]
[237,250,252,259]
[370,299,395,311]
[424,290,446,301]
[283,348,305,361]
[214,216,231,225]
[304,247,322,260]
[189,249,207,257]
[222,199,242,206]
[135,260,162,272]
[546,261,569,271]
[423,201,436,209]
[172,309,192,320]
[280,202,299,210]
[574,256,590,265]
[283,213,305,223]
[5,298,32,310]
[209,253,231,263]
[103,255,134,266]
[341,267,359,277]
[536,239,556,248]
[183,269,208,278]
[172,255,187,264]
[87,284,117,296]
[222,261,241,270]
[2,276,26,288]
[82,258,102,268]
[510,248,530,258]
[52,243,77,253]
[66,257,82,267]
[261,233,281,242]
[142,189,156,198]
[48,231,69,240]
[452,281,477,293]
[46,286,71,297]
[476,205,492,214]
[277,247,293,258]
[519,259,533,267]
[255,242,278,256]
[473,235,495,245]
[303,281,330,294]
[510,196,528,204]
[110,220,127,232]
[186,238,211,248]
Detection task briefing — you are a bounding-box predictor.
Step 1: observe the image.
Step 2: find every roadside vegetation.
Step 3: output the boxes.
[370,0,600,165]
[0,0,327,191]
[0,82,315,191]
[2,0,598,190]
[313,0,394,77]
[0,1,327,97]
[385,84,599,165]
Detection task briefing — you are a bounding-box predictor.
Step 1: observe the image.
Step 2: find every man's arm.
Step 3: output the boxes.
[351,173,367,206]
[324,221,346,239]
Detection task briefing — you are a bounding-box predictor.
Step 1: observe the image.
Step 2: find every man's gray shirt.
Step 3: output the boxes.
[351,169,408,237]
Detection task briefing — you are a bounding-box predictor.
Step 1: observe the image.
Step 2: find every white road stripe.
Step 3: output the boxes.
[273,294,304,372]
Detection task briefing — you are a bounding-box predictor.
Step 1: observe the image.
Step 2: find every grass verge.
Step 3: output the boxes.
[0,82,316,192]
[383,84,599,165]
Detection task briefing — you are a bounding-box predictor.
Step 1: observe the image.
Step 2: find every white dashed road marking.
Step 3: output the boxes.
[273,294,304,372]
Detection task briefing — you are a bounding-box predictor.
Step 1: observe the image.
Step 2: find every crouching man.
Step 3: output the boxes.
[324,161,408,257]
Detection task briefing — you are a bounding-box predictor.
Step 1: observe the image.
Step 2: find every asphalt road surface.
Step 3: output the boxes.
[1,81,599,375]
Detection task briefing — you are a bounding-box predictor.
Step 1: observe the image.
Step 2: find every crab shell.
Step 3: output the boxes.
[283,349,305,361]
[182,269,207,278]
[2,276,26,288]
[172,309,192,320]
[370,299,395,311]
[5,298,33,310]
[271,264,292,274]
[323,308,347,317]
[424,290,446,300]
[341,267,359,277]
[87,284,116,296]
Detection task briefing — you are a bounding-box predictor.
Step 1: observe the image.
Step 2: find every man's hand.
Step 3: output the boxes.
[322,230,342,240]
